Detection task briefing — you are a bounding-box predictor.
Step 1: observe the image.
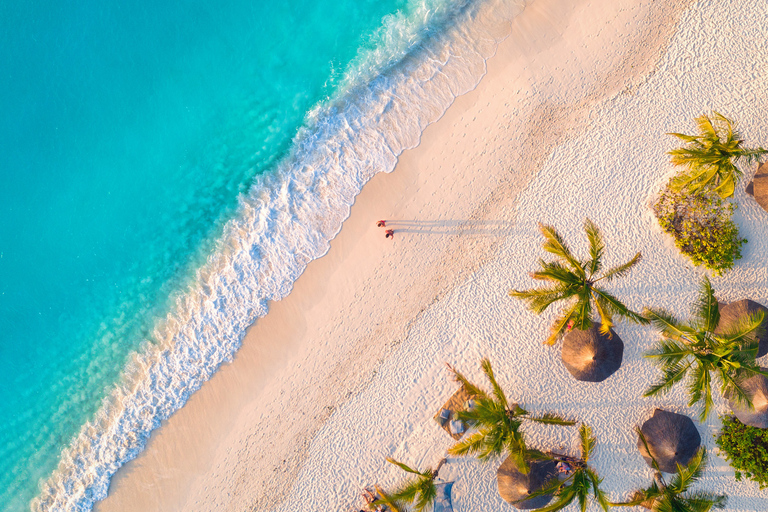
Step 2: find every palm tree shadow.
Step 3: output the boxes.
[385,220,514,237]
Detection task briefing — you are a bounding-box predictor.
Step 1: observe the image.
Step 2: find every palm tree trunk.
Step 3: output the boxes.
[433,458,447,478]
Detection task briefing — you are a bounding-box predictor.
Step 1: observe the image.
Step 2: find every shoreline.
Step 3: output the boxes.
[96,0,768,510]
[34,1,528,509]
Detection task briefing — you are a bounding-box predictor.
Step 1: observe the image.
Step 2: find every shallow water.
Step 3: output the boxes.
[0,0,530,509]
[0,0,404,509]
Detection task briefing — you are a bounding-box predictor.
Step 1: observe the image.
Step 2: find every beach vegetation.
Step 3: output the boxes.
[612,430,726,511]
[373,458,445,512]
[667,111,766,198]
[716,415,768,490]
[643,276,767,421]
[446,359,576,473]
[510,219,646,345]
[652,184,745,275]
[522,424,610,512]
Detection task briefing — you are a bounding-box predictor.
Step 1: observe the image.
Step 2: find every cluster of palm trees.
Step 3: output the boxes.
[372,113,766,511]
[376,219,764,511]
[376,359,726,512]
[510,219,767,422]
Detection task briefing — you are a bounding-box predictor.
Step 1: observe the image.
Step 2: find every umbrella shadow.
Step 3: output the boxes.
[384,220,514,237]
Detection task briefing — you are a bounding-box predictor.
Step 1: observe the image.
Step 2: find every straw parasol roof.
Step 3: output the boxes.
[637,409,701,473]
[727,369,768,428]
[561,323,623,382]
[497,455,558,509]
[715,299,768,358]
[746,161,768,213]
[434,385,475,440]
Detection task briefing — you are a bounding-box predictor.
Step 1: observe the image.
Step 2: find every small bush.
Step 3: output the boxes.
[716,415,768,489]
[652,183,745,275]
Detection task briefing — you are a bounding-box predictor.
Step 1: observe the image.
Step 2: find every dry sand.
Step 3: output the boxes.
[97,0,768,510]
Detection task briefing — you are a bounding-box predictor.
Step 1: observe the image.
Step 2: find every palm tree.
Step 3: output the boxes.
[447,359,575,473]
[612,431,726,511]
[520,424,610,512]
[510,219,646,345]
[374,458,446,512]
[643,276,768,421]
[668,111,767,198]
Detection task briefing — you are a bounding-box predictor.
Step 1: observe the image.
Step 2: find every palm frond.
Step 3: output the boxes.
[526,413,577,426]
[532,260,584,285]
[516,474,566,505]
[576,475,589,512]
[693,276,720,332]
[718,310,766,347]
[386,457,429,478]
[509,285,572,315]
[592,288,646,324]
[668,447,706,494]
[539,223,584,276]
[523,475,575,509]
[643,308,691,341]
[572,290,593,331]
[695,113,718,141]
[718,369,752,417]
[389,477,423,504]
[586,468,610,512]
[481,358,508,409]
[643,361,692,397]
[593,293,614,335]
[741,365,768,379]
[667,132,700,144]
[373,486,405,512]
[669,167,707,193]
[413,479,437,512]
[636,428,661,473]
[644,337,692,367]
[687,362,713,421]
[596,252,642,283]
[734,146,768,163]
[714,170,736,198]
[447,430,489,458]
[507,441,532,475]
[533,487,579,512]
[584,218,604,277]
[681,491,727,511]
[545,300,582,346]
[445,363,488,399]
[579,424,596,461]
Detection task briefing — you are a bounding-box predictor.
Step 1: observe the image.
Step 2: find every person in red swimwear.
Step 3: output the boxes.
[377,220,386,228]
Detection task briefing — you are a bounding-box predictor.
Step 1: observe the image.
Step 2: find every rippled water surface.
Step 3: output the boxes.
[0,0,404,508]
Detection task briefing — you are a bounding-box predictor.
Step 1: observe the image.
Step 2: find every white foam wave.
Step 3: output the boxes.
[32,0,528,509]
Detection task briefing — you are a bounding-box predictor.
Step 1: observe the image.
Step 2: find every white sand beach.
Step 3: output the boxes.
[96,0,768,510]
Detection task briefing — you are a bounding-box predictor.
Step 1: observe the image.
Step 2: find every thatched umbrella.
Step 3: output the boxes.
[637,409,701,473]
[561,323,623,382]
[727,369,768,428]
[497,455,558,509]
[746,161,768,213]
[715,299,768,357]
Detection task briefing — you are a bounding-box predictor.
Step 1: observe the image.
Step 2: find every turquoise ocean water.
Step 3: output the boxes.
[0,0,523,510]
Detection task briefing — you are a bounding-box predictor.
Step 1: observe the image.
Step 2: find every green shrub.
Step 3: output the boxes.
[716,415,768,489]
[652,183,745,275]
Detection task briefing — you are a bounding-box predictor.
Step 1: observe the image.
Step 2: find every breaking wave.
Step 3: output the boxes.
[32,0,528,509]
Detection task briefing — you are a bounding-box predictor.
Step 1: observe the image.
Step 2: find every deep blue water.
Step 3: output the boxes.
[0,0,403,509]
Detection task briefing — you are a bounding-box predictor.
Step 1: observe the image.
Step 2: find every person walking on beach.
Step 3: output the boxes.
[385,229,394,239]
[377,220,386,228]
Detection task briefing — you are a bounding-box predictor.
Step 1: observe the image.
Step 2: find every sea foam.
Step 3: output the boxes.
[32,0,528,509]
